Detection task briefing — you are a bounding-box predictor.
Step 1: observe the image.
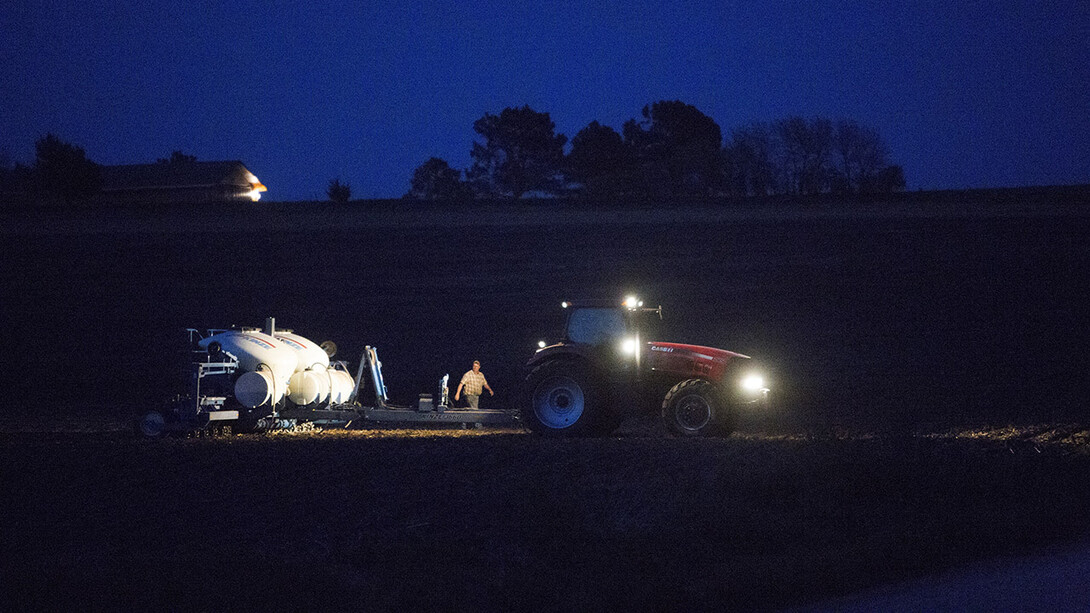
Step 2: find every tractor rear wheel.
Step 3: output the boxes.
[522,360,614,436]
[136,411,166,438]
[662,379,732,437]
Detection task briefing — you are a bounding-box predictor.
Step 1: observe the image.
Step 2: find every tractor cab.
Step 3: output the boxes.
[557,297,662,374]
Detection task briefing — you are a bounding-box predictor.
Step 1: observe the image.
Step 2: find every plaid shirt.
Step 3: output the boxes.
[459,370,488,395]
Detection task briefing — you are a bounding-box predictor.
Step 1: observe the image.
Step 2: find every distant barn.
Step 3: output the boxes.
[99,161,267,204]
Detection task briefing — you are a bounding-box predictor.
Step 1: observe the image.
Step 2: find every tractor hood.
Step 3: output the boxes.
[646,342,750,381]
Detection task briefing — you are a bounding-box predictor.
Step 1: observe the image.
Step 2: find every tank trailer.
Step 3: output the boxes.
[137,318,515,437]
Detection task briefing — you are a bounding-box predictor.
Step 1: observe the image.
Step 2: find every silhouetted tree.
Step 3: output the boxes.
[774,116,834,195]
[33,134,101,205]
[0,153,29,202]
[407,157,470,200]
[724,122,778,197]
[327,178,351,203]
[623,100,723,198]
[0,153,14,193]
[467,106,567,199]
[724,117,903,197]
[832,120,892,194]
[873,165,906,193]
[566,121,633,200]
[157,150,197,164]
[411,105,904,202]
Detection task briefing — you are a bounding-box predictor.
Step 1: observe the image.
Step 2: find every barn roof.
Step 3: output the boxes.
[101,161,261,191]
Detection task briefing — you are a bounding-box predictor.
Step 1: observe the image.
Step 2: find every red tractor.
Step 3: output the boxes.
[520,297,770,437]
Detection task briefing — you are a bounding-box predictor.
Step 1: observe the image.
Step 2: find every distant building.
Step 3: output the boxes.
[98,160,267,204]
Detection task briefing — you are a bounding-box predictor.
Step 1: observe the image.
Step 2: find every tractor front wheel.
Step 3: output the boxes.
[662,379,732,437]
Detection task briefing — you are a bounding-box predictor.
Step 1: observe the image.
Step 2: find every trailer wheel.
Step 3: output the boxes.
[136,411,166,438]
[662,379,732,437]
[522,360,614,436]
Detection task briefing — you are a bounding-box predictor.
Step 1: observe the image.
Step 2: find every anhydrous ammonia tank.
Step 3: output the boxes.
[275,332,330,371]
[275,331,334,406]
[328,368,355,403]
[198,330,298,408]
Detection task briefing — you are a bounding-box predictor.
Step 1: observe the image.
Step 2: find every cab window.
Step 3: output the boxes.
[566,308,628,345]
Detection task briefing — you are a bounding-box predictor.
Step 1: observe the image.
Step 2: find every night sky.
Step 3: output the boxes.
[3,1,1087,201]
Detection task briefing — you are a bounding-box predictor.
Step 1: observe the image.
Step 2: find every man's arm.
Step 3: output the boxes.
[483,376,494,396]
[455,371,470,400]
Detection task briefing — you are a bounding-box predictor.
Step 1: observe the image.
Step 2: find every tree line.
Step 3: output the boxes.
[0,136,208,206]
[406,101,905,201]
[0,134,103,206]
[1,101,905,206]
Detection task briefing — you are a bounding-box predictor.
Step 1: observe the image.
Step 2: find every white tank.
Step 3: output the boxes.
[276,331,337,406]
[198,330,298,407]
[274,332,330,372]
[328,368,355,404]
[288,369,330,406]
[235,369,278,408]
[291,367,355,405]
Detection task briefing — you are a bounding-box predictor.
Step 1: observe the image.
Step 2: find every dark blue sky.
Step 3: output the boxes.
[3,1,1087,200]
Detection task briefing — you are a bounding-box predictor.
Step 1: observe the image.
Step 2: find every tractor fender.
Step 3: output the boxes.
[525,343,596,371]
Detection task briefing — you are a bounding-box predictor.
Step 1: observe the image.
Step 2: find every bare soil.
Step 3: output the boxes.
[2,422,1089,610]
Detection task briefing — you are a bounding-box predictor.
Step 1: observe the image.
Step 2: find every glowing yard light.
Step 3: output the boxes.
[624,295,642,309]
[537,340,547,349]
[244,173,267,201]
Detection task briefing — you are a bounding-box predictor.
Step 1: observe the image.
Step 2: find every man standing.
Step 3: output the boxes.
[455,360,493,408]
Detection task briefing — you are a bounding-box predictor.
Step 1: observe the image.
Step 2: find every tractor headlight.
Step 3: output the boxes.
[741,374,766,393]
[621,337,638,355]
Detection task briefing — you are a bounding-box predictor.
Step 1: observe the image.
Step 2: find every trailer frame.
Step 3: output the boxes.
[279,346,517,428]
[141,333,519,437]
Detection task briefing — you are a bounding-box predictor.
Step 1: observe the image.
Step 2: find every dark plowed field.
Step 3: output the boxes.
[2,198,1088,609]
[3,424,1090,610]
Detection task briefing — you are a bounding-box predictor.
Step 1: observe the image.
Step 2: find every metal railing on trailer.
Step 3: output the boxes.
[184,328,242,424]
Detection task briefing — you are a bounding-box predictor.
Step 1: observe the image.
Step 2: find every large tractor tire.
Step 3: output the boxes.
[522,359,615,436]
[662,379,733,437]
[135,410,166,438]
